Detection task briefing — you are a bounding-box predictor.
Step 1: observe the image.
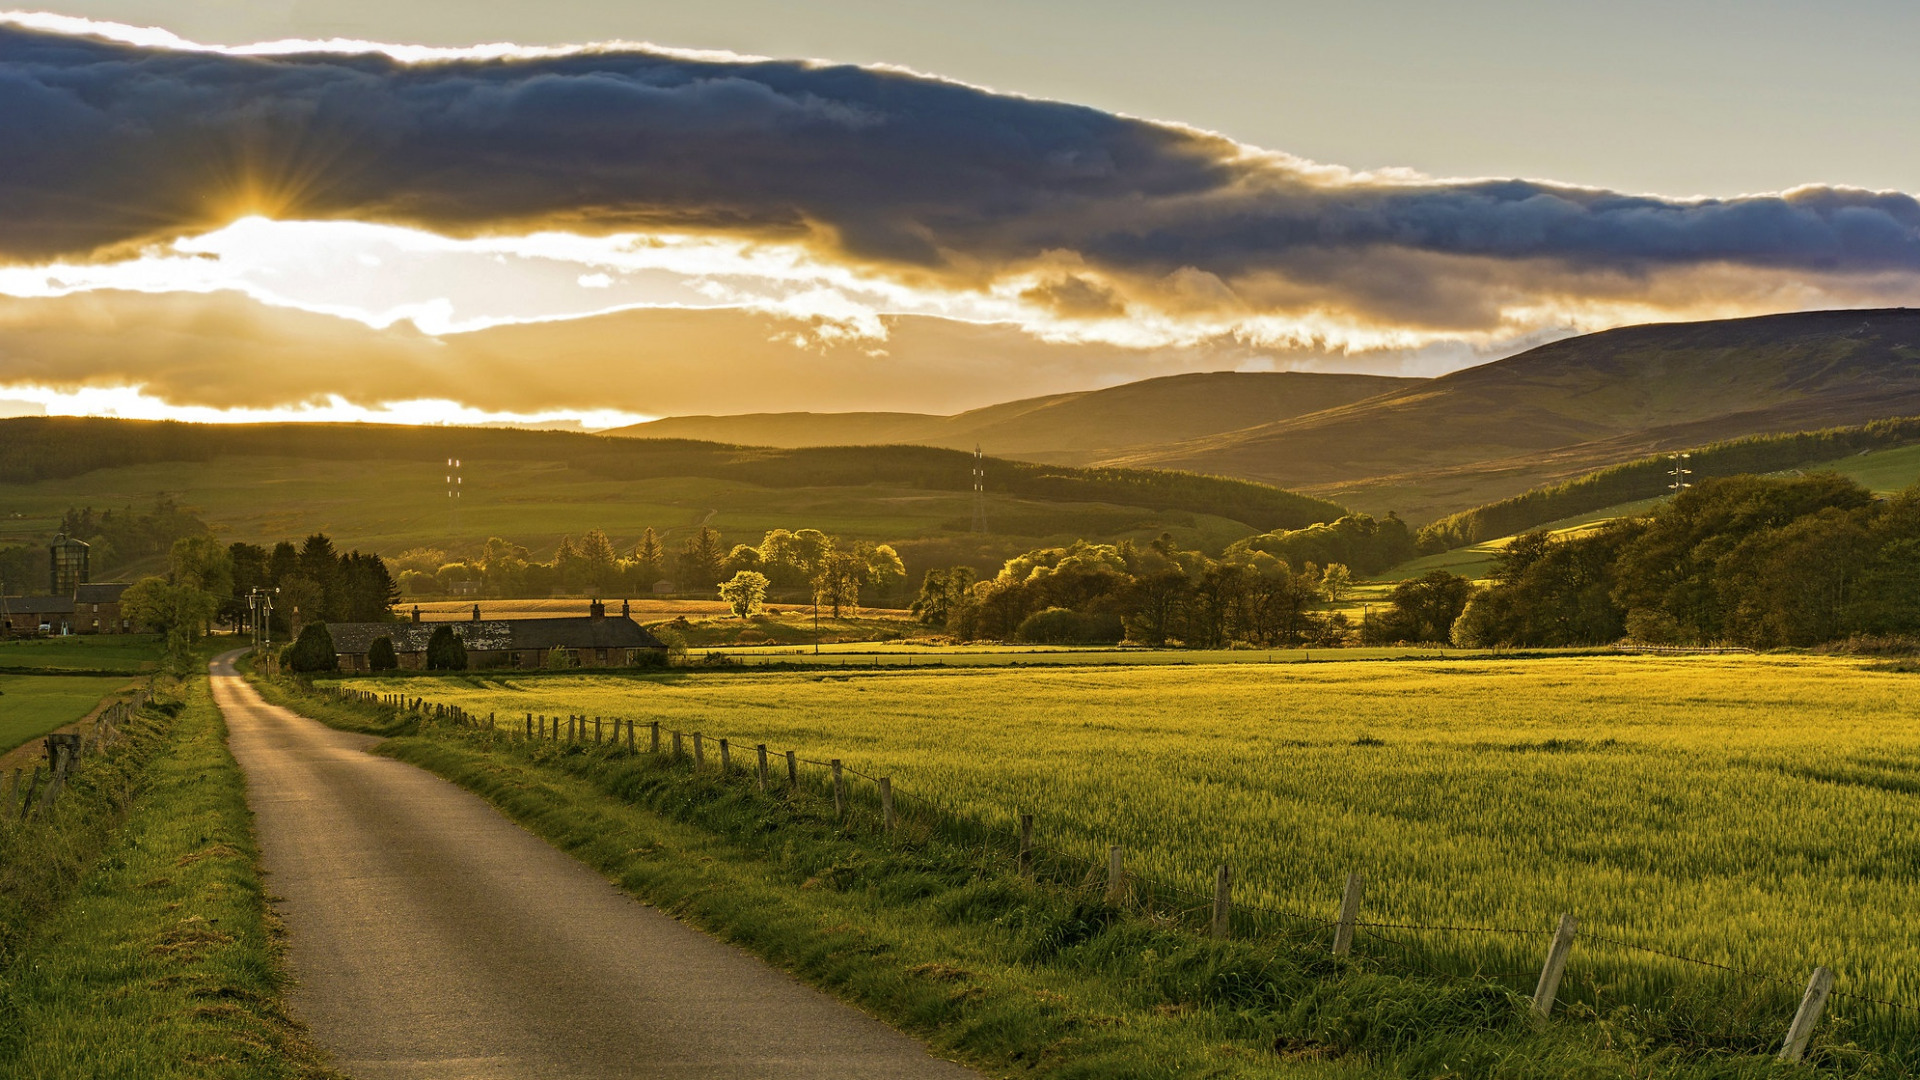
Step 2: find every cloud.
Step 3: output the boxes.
[3,19,1918,341]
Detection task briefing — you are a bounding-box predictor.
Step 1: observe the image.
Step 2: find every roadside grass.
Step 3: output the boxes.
[335,712,1815,1080]
[0,673,332,1080]
[0,675,137,756]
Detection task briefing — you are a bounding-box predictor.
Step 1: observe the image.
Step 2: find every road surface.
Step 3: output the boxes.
[211,652,978,1080]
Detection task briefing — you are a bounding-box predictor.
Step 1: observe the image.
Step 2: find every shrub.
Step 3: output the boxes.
[367,635,398,672]
[425,625,467,671]
[287,623,338,673]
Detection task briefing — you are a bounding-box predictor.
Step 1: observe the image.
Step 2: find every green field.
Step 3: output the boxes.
[0,635,163,674]
[341,652,1920,1049]
[0,674,135,756]
[0,454,1257,577]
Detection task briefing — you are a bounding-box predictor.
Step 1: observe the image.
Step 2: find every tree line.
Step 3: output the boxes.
[911,535,1358,647]
[398,527,908,613]
[1451,473,1920,649]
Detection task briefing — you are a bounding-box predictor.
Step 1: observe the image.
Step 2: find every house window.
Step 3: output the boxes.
[596,648,609,662]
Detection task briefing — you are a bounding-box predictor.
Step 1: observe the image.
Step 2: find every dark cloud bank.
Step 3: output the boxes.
[3,23,1919,329]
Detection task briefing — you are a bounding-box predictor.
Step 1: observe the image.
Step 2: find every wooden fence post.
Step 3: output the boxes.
[756,744,769,791]
[17,765,42,821]
[693,733,705,769]
[831,759,845,818]
[672,730,683,758]
[786,750,799,792]
[719,738,732,773]
[1532,913,1579,1024]
[1778,966,1835,1063]
[1212,863,1232,940]
[879,776,896,830]
[1018,813,1033,876]
[650,721,660,753]
[1332,871,1364,956]
[525,714,533,740]
[595,716,603,743]
[626,719,636,753]
[1106,845,1126,905]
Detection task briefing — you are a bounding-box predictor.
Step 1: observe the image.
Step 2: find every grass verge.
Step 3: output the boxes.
[262,680,1848,1080]
[0,672,334,1080]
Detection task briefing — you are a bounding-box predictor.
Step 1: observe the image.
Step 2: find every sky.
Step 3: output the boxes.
[0,3,1917,425]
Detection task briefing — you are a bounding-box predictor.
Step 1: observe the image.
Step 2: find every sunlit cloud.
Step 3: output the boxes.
[0,383,650,429]
[0,16,1917,423]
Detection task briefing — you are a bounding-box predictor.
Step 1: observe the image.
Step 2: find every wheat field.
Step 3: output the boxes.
[342,652,1920,1048]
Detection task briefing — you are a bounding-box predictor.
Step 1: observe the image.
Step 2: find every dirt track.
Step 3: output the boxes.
[212,651,977,1080]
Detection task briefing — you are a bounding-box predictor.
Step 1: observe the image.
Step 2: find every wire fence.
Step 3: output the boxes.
[325,683,1916,1060]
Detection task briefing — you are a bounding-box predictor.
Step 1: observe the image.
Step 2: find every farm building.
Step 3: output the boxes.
[326,600,667,671]
[0,534,138,635]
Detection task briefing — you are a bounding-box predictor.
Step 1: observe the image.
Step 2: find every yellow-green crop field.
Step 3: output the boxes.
[341,653,1920,1048]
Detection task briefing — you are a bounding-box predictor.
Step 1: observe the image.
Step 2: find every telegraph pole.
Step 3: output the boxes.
[970,445,987,533]
[1668,452,1692,495]
[448,457,463,537]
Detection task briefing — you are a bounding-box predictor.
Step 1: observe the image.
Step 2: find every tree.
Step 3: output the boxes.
[718,570,770,620]
[288,623,338,673]
[577,529,620,593]
[367,635,398,672]
[1362,571,1474,643]
[426,625,467,671]
[677,527,726,591]
[637,522,668,580]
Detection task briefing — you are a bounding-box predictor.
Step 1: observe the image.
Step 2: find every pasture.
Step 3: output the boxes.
[0,674,136,756]
[341,652,1920,1048]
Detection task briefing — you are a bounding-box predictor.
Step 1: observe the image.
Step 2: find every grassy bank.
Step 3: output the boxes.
[0,672,331,1080]
[267,676,1862,1078]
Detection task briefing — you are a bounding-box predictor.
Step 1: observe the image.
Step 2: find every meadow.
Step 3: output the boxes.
[0,674,139,758]
[0,451,1260,581]
[340,652,1920,1050]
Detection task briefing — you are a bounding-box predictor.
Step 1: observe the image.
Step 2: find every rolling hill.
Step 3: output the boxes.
[610,371,1418,463]
[602,309,1920,521]
[1097,309,1920,517]
[0,418,1344,582]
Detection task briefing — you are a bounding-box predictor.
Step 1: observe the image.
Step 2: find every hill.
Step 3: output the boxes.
[0,418,1344,582]
[1095,309,1920,517]
[611,371,1417,463]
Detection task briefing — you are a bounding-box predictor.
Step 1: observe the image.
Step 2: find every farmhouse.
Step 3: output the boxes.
[326,600,667,671]
[2,534,138,635]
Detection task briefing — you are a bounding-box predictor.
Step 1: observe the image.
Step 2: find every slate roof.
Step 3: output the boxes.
[3,596,75,615]
[325,616,666,655]
[75,583,132,604]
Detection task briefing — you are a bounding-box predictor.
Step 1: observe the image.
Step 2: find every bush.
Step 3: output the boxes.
[287,623,338,673]
[425,625,467,671]
[543,646,578,670]
[1015,607,1122,645]
[367,635,398,672]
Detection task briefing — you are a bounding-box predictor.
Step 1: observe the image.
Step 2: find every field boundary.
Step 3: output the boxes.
[322,683,1912,1065]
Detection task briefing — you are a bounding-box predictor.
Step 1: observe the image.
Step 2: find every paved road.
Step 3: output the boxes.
[212,652,978,1080]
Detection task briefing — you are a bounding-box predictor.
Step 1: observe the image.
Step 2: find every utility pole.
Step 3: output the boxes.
[250,587,277,649]
[447,457,463,538]
[1668,452,1692,495]
[970,445,987,534]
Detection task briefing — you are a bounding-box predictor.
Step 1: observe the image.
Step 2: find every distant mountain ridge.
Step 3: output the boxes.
[610,371,1418,463]
[1098,309,1920,515]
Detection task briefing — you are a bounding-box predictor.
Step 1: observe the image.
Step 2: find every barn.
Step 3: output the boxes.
[326,600,667,671]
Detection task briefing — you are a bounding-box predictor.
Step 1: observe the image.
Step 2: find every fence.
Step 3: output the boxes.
[326,683,1907,1063]
[4,687,154,824]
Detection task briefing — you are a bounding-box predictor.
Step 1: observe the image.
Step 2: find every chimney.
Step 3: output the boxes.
[411,606,422,624]
[472,603,482,623]
[621,598,630,618]
[590,599,605,619]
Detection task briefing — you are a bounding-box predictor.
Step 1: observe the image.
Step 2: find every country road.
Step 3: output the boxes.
[211,652,979,1080]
